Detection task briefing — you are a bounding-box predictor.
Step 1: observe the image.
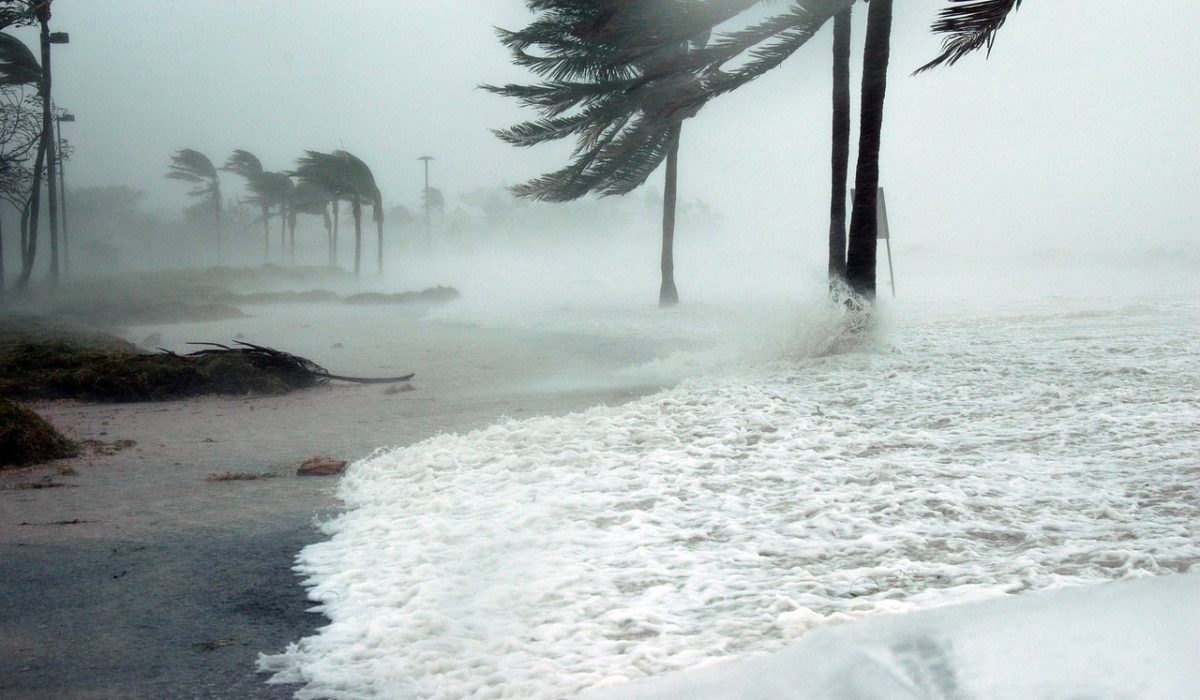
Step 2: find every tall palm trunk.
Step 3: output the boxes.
[288,211,297,263]
[331,199,340,268]
[213,185,222,264]
[39,18,61,286]
[352,195,362,277]
[16,137,47,291]
[828,7,851,284]
[659,122,681,308]
[261,204,271,262]
[845,0,892,301]
[323,208,333,266]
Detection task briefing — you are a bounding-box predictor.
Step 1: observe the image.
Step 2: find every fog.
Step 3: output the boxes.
[4,5,1198,697]
[0,0,1193,306]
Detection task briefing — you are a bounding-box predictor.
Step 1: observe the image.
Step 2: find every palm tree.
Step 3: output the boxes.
[844,0,892,301]
[222,149,271,260]
[165,149,222,262]
[292,150,383,276]
[487,1,715,307]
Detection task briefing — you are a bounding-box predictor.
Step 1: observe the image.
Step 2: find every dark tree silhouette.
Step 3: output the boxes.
[166,149,222,262]
[828,6,852,285]
[487,1,723,306]
[222,149,272,261]
[844,0,892,301]
[292,150,383,276]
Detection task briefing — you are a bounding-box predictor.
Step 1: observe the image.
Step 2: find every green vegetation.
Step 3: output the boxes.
[0,396,77,467]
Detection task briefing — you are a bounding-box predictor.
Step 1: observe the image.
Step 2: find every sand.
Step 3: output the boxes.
[0,304,679,699]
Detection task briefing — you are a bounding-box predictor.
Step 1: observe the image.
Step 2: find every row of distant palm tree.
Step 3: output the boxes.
[165,148,384,276]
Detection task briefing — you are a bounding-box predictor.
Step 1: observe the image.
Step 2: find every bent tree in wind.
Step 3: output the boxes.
[487,0,715,308]
[166,148,222,263]
[292,150,384,276]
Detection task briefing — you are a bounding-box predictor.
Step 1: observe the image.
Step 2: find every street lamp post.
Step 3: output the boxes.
[418,155,434,247]
[55,111,74,273]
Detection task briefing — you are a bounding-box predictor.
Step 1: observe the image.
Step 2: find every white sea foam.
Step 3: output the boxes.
[260,297,1199,699]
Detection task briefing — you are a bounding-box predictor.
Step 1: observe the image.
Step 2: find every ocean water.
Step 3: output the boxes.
[257,290,1199,699]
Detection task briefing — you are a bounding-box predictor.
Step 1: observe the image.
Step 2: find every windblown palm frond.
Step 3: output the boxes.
[165,148,218,197]
[222,149,264,180]
[490,0,850,202]
[915,0,1022,73]
[0,32,39,86]
[292,150,356,198]
[258,171,294,205]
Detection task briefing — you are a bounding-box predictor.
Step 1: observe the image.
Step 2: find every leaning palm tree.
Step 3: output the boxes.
[166,148,222,262]
[335,151,384,276]
[222,149,272,260]
[292,150,384,276]
[487,1,716,307]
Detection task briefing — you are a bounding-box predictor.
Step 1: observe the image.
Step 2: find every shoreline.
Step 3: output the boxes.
[0,309,678,698]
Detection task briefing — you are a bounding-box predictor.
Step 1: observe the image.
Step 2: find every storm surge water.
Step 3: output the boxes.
[259,292,1199,699]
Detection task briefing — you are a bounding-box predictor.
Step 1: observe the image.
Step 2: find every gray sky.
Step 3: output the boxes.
[15,0,1200,259]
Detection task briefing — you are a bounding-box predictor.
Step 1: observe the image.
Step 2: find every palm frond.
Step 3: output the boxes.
[0,32,38,86]
[915,0,1022,73]
[165,148,219,197]
[222,149,263,179]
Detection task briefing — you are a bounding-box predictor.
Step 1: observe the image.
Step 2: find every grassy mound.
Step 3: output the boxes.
[0,316,322,402]
[0,398,78,467]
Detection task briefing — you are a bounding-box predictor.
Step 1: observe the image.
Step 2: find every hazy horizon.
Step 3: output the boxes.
[0,0,1191,269]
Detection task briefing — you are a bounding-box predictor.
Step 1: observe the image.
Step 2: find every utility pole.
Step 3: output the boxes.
[38,3,68,284]
[418,155,433,248]
[56,110,73,273]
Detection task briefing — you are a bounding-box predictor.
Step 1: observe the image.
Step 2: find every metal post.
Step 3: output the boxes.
[56,112,73,273]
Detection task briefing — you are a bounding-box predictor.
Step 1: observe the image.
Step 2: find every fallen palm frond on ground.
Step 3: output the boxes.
[0,316,412,402]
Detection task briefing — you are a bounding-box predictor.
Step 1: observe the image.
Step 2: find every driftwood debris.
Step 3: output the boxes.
[180,341,414,385]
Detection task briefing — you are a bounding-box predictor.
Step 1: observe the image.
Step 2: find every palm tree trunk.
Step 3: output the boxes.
[828,7,851,284]
[352,195,362,277]
[213,187,222,265]
[288,211,297,263]
[261,205,271,262]
[16,137,47,291]
[323,208,333,266]
[659,123,682,308]
[845,0,892,301]
[375,206,384,276]
[332,199,340,268]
